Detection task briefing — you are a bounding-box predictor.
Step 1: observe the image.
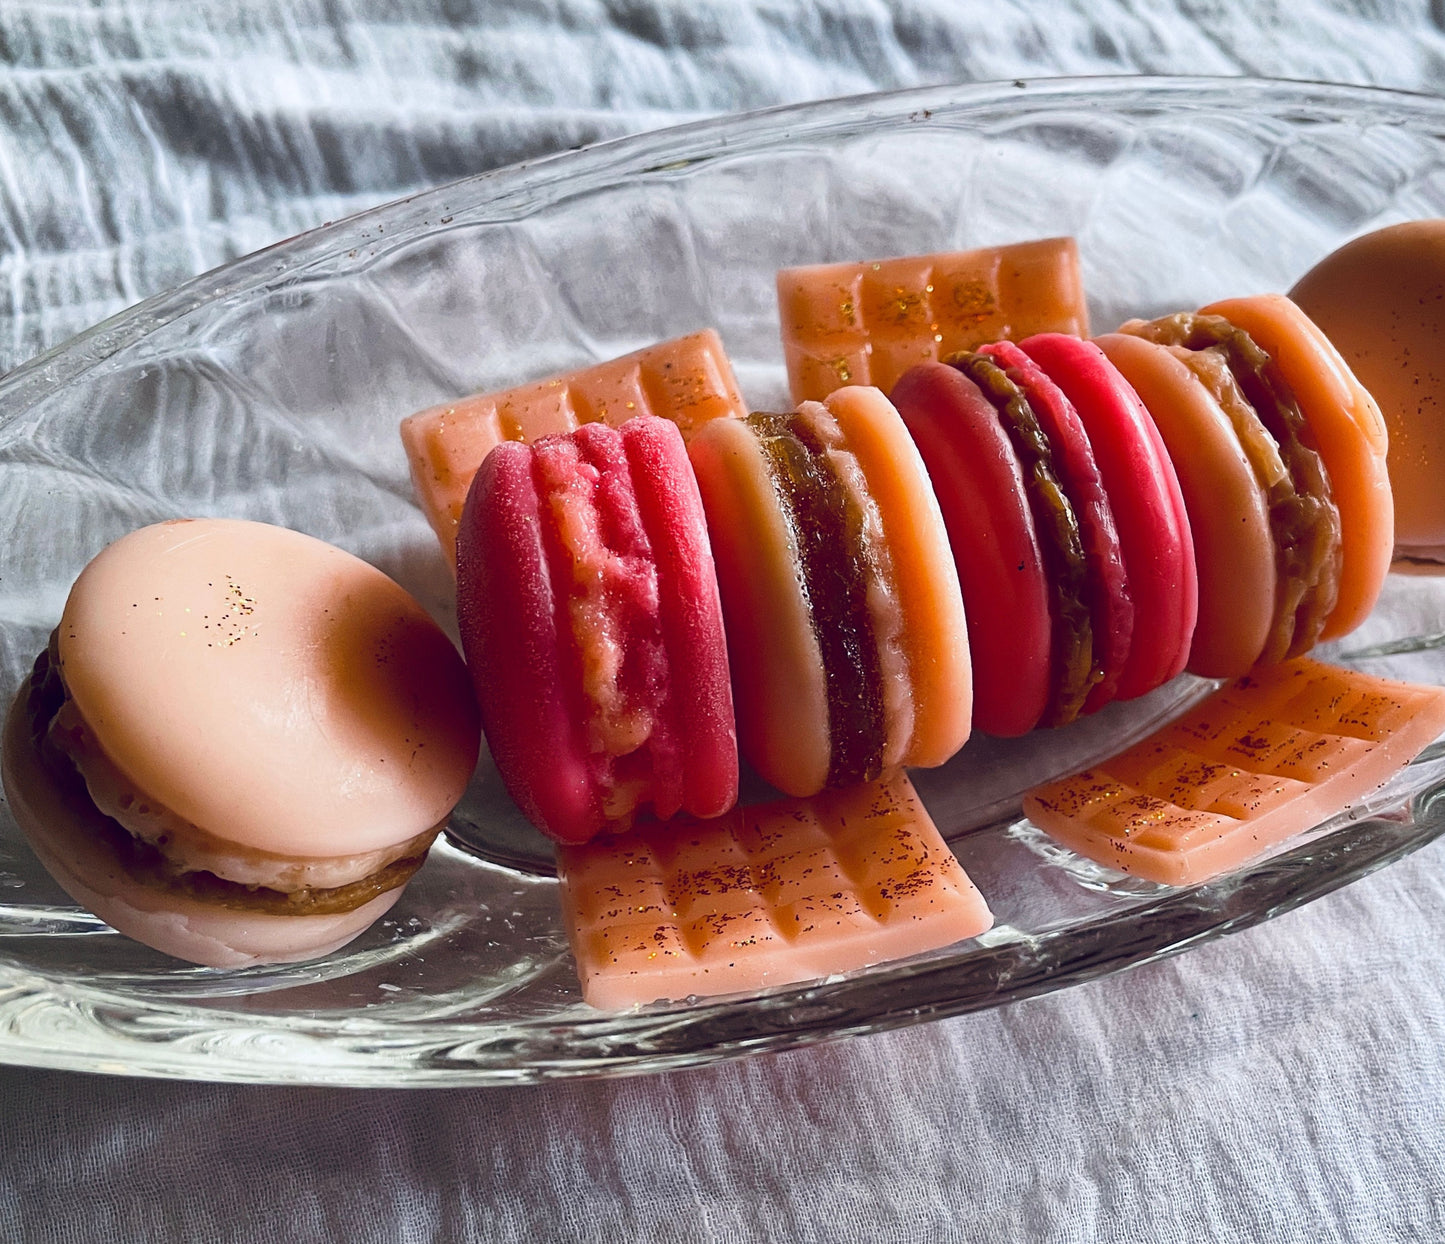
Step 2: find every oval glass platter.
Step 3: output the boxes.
[5,76,1445,1087]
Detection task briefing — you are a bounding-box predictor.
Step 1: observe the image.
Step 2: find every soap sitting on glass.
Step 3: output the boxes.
[1023,658,1445,886]
[777,238,1088,404]
[557,772,993,1009]
[400,329,747,565]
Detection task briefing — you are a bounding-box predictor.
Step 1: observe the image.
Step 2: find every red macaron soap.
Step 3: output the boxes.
[889,332,1195,733]
[889,361,1055,737]
[456,415,738,845]
[1016,331,1197,703]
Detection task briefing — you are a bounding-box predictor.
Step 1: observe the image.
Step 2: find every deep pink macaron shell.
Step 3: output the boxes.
[1018,333,1198,701]
[456,416,737,845]
[457,440,594,842]
[617,416,738,822]
[979,339,1134,714]
[891,362,1052,737]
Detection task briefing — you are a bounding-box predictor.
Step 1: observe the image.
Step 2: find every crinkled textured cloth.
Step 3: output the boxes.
[4,3,1445,1241]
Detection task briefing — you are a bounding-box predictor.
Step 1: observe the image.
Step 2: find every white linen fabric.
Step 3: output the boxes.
[4,3,1445,1241]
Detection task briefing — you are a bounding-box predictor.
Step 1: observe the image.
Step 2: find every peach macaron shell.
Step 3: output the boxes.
[687,416,832,798]
[57,519,479,860]
[3,687,407,968]
[1200,293,1393,641]
[819,386,972,768]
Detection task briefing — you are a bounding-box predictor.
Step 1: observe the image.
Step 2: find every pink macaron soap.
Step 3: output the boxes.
[2,518,481,967]
[1017,331,1198,702]
[456,415,738,845]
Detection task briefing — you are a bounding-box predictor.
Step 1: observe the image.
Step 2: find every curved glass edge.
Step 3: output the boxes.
[2,758,1442,1087]
[1,74,1441,430]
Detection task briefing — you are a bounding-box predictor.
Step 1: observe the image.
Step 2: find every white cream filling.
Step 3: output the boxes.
[48,698,435,892]
[796,401,914,771]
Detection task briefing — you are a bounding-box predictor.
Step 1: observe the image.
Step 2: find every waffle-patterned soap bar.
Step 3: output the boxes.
[401,329,746,564]
[1023,658,1445,886]
[777,238,1088,404]
[557,772,992,1009]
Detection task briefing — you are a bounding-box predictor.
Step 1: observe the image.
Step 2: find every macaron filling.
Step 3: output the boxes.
[948,351,1095,725]
[979,339,1133,715]
[532,430,674,822]
[24,643,432,916]
[796,400,915,771]
[747,407,890,785]
[1121,312,1342,662]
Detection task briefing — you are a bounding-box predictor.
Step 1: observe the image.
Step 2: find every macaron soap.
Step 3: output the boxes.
[688,386,972,796]
[1289,220,1441,557]
[888,361,1054,737]
[1097,295,1391,673]
[2,518,481,968]
[456,416,738,845]
[1103,308,1346,673]
[889,333,1195,733]
[1017,332,1197,702]
[1198,295,1389,641]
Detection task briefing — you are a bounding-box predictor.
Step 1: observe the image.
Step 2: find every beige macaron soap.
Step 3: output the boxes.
[2,518,481,968]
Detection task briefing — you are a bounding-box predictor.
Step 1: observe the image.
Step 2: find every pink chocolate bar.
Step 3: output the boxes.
[558,771,992,1009]
[401,329,747,564]
[777,238,1088,404]
[1023,658,1445,886]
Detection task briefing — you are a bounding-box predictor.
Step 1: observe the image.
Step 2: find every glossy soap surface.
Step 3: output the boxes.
[5,79,1445,1086]
[1290,221,1445,555]
[56,518,479,857]
[558,772,992,1010]
[1024,659,1445,885]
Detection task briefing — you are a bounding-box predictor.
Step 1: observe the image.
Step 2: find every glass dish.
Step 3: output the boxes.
[4,76,1445,1087]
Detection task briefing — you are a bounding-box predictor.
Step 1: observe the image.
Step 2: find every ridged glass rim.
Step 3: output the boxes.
[4,73,1442,421]
[3,74,1445,1086]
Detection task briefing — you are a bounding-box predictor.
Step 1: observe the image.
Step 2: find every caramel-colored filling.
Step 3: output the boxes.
[748,410,887,786]
[795,400,914,771]
[27,639,429,916]
[948,351,1095,725]
[1122,313,1342,662]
